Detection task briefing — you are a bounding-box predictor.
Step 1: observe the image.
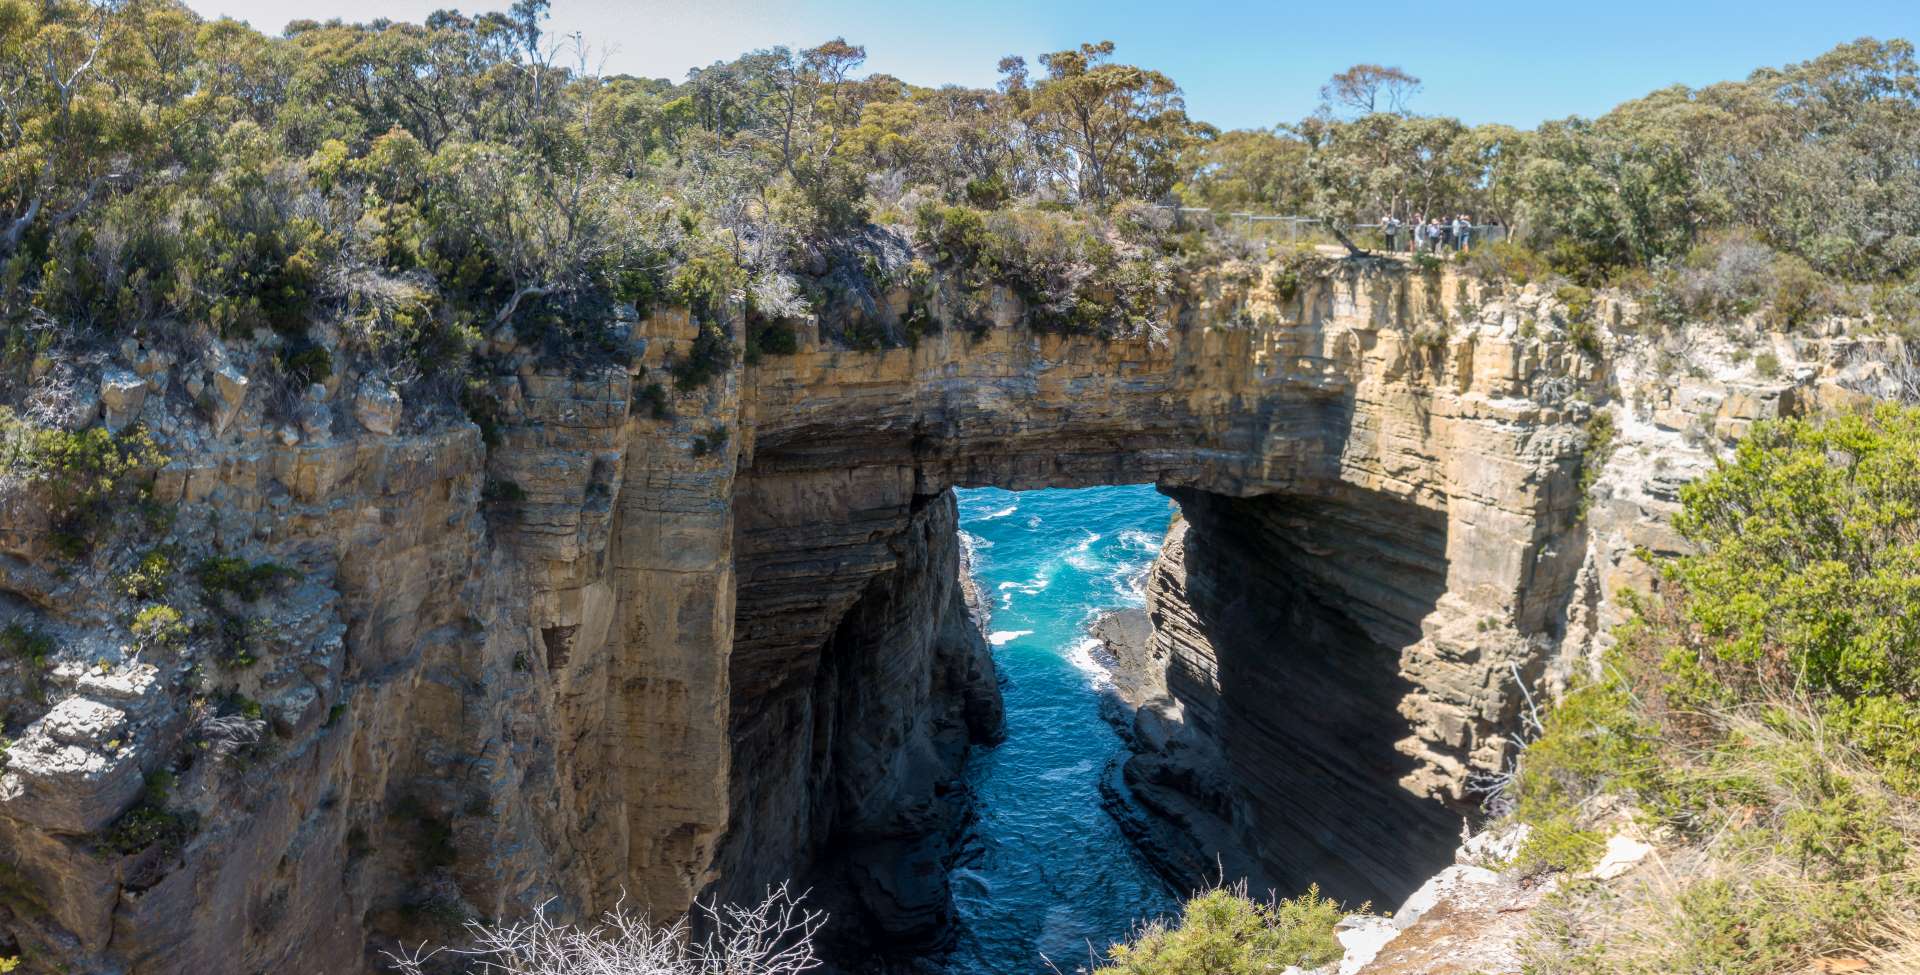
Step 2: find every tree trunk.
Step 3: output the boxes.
[1329,223,1369,258]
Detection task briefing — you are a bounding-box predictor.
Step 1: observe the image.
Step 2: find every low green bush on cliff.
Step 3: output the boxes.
[100,773,195,857]
[195,557,297,603]
[913,202,1178,338]
[1094,884,1348,975]
[1508,405,1920,973]
[0,624,53,667]
[0,409,165,556]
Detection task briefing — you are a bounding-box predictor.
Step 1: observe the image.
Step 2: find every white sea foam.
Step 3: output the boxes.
[977,504,1018,521]
[997,574,1052,597]
[987,630,1032,646]
[1064,530,1104,572]
[1064,637,1114,689]
[1108,562,1151,606]
[1118,528,1160,552]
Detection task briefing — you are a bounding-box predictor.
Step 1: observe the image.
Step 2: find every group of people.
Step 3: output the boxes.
[1381,214,1477,254]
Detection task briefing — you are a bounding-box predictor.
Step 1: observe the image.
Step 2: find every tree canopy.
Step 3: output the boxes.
[0,3,1913,404]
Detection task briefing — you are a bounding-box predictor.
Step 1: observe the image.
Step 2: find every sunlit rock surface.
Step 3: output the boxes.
[0,259,1886,972]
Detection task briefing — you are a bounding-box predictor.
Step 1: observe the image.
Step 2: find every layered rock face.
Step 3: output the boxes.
[1,259,1626,972]
[1105,282,1904,917]
[718,485,1000,950]
[1120,490,1464,905]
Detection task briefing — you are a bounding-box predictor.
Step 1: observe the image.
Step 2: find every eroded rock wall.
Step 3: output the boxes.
[1,258,1670,972]
[718,486,1000,951]
[1126,490,1464,906]
[1107,284,1906,915]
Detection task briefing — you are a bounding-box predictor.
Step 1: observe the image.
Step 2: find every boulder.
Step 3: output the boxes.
[353,378,401,436]
[210,361,250,435]
[0,697,145,833]
[100,367,148,433]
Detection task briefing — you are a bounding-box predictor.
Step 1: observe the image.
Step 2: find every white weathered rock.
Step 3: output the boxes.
[1336,915,1401,974]
[59,381,102,431]
[75,664,166,717]
[1460,822,1530,866]
[1589,833,1654,880]
[1393,864,1501,930]
[100,367,148,433]
[0,698,145,832]
[42,697,128,747]
[210,361,250,435]
[353,377,400,435]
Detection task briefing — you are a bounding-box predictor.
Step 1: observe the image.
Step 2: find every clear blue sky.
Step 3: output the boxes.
[185,0,1917,130]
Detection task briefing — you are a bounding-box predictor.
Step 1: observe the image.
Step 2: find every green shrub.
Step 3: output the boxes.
[1662,406,1920,791]
[195,557,296,602]
[100,773,195,857]
[215,613,276,670]
[670,321,736,391]
[1509,671,1658,824]
[1465,241,1550,285]
[1573,410,1616,517]
[0,410,167,556]
[280,344,334,385]
[1512,407,1920,971]
[117,548,177,600]
[669,246,748,322]
[914,203,995,270]
[691,425,730,458]
[130,604,188,652]
[1763,255,1833,331]
[634,382,672,420]
[1566,318,1602,357]
[747,323,799,359]
[1555,284,1595,324]
[0,625,53,667]
[964,175,1010,209]
[914,203,1167,338]
[1753,350,1781,378]
[1512,810,1608,875]
[1096,885,1348,975]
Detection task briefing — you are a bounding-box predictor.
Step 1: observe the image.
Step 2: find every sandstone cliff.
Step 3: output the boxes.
[5,255,1848,972]
[1104,278,1901,918]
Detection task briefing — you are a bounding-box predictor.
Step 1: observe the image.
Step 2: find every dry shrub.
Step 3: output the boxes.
[386,884,824,975]
[1520,703,1920,975]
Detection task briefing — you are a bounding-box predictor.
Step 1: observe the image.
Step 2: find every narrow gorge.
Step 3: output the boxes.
[2,256,1855,972]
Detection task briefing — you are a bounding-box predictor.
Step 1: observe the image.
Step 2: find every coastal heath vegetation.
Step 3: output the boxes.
[1499,406,1920,973]
[2,0,1916,429]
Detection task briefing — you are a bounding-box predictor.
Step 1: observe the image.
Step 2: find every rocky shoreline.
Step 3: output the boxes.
[1085,601,1247,898]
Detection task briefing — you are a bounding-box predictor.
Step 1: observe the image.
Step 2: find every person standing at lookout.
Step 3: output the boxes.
[1454,214,1471,252]
[1383,215,1400,253]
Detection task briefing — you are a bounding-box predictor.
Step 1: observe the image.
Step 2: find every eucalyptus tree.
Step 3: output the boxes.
[1012,41,1206,203]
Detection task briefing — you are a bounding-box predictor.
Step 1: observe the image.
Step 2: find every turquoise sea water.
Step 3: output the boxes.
[944,484,1180,973]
